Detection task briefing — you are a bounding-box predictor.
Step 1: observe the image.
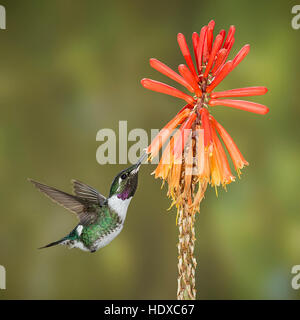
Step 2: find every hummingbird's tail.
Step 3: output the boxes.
[38,238,65,249]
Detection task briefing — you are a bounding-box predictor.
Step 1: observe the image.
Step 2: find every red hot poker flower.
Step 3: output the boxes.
[141,20,269,209]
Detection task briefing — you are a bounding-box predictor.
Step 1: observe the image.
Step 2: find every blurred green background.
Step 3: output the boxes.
[0,0,300,299]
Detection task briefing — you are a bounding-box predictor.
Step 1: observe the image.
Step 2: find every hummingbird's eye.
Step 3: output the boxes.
[121,173,127,180]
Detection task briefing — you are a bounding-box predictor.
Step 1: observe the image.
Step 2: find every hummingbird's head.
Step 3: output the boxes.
[109,161,142,200]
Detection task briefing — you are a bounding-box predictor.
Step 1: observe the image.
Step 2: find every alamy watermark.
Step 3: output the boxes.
[291,5,300,29]
[96,121,202,170]
[291,265,300,290]
[0,265,5,290]
[96,121,159,165]
[0,5,6,30]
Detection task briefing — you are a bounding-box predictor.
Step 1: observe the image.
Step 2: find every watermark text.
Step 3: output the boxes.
[291,265,300,290]
[292,5,300,29]
[0,265,5,290]
[0,5,6,30]
[96,121,205,174]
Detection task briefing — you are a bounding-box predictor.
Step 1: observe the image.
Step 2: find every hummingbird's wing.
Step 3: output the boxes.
[29,179,99,226]
[72,180,106,206]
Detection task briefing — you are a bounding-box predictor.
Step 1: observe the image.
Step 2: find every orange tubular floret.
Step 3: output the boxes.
[173,113,197,160]
[169,120,187,156]
[195,126,203,176]
[197,26,207,71]
[219,29,226,45]
[211,126,235,185]
[154,149,168,180]
[226,37,235,54]
[141,78,195,104]
[195,126,209,181]
[210,144,222,187]
[208,20,216,28]
[177,33,198,80]
[149,58,194,93]
[207,27,214,54]
[208,20,216,29]
[232,44,250,69]
[216,38,235,74]
[207,20,215,53]
[211,48,227,76]
[169,161,182,195]
[202,30,209,64]
[147,108,190,158]
[204,34,223,77]
[212,118,248,175]
[200,108,213,151]
[154,138,174,180]
[168,121,186,195]
[178,64,202,97]
[206,60,233,93]
[192,32,200,73]
[224,25,235,49]
[209,99,269,115]
[210,86,268,99]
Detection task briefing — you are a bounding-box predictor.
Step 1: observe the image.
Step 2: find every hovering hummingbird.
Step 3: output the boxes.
[29,154,146,253]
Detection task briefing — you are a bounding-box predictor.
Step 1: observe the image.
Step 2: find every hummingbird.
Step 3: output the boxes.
[29,154,146,253]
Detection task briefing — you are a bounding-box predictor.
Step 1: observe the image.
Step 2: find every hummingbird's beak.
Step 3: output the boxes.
[130,152,148,175]
[136,152,148,166]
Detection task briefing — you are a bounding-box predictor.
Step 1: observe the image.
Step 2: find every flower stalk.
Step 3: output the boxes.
[177,196,197,300]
